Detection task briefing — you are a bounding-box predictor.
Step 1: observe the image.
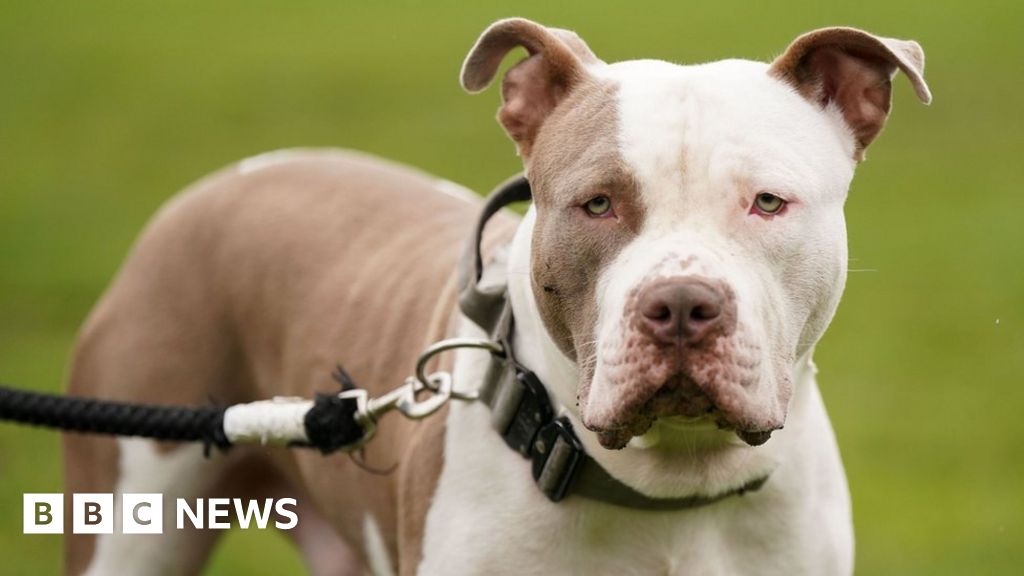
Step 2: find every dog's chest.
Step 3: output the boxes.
[418,402,809,576]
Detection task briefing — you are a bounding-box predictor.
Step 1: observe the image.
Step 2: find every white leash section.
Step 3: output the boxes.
[222,397,315,445]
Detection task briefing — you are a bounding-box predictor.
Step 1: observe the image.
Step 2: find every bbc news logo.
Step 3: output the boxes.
[23,494,298,534]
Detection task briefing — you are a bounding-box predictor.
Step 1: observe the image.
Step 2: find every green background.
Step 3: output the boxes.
[1,1,1020,574]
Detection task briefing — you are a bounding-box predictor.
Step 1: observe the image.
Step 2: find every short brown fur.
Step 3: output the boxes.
[64,150,517,574]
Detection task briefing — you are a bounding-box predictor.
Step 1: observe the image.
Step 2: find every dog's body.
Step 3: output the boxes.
[63,150,517,575]
[64,18,929,576]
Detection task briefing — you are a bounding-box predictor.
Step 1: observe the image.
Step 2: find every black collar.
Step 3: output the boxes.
[457,175,768,510]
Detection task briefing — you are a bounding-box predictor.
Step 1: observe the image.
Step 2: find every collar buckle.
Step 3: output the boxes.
[491,367,554,456]
[531,417,584,502]
[484,362,585,502]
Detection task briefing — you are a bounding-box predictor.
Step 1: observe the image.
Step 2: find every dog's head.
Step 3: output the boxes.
[462,19,929,450]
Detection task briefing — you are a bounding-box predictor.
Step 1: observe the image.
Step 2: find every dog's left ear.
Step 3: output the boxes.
[769,27,932,161]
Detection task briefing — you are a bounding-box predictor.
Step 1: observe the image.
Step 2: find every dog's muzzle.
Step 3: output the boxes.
[585,276,782,448]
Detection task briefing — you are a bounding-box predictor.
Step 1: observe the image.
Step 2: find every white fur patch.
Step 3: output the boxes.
[362,514,395,576]
[84,439,212,576]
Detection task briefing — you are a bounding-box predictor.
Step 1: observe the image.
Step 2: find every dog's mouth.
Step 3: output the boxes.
[587,413,776,450]
[582,372,779,450]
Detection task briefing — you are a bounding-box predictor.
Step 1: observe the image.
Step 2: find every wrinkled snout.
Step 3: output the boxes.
[585,273,785,449]
[627,277,746,434]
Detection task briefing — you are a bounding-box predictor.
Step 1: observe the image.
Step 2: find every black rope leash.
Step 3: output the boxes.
[0,383,364,456]
[0,384,231,452]
[0,350,467,460]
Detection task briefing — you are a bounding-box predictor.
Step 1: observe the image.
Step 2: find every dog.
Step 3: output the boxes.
[63,17,930,576]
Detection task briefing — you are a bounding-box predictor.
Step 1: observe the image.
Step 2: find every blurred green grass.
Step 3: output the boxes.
[1,0,1021,574]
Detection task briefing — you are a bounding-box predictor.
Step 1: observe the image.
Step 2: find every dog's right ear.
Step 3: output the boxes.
[461,18,602,160]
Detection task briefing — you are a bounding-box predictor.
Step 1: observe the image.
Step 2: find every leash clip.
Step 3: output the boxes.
[379,373,454,421]
[338,372,454,450]
[338,337,504,449]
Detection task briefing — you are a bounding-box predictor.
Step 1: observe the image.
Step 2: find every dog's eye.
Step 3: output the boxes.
[753,192,786,215]
[584,195,613,217]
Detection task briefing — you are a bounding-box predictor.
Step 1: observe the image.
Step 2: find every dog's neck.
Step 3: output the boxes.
[505,205,820,498]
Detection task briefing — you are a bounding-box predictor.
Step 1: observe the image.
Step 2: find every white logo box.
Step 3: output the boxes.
[22,494,297,534]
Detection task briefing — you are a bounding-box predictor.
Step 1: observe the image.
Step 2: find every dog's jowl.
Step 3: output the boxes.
[64,18,929,576]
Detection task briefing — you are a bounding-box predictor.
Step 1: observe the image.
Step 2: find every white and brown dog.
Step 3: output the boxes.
[64,17,930,576]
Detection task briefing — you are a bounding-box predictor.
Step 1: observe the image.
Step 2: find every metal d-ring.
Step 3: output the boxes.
[414,337,505,401]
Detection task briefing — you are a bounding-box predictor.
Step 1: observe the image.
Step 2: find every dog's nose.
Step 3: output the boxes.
[637,279,728,345]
